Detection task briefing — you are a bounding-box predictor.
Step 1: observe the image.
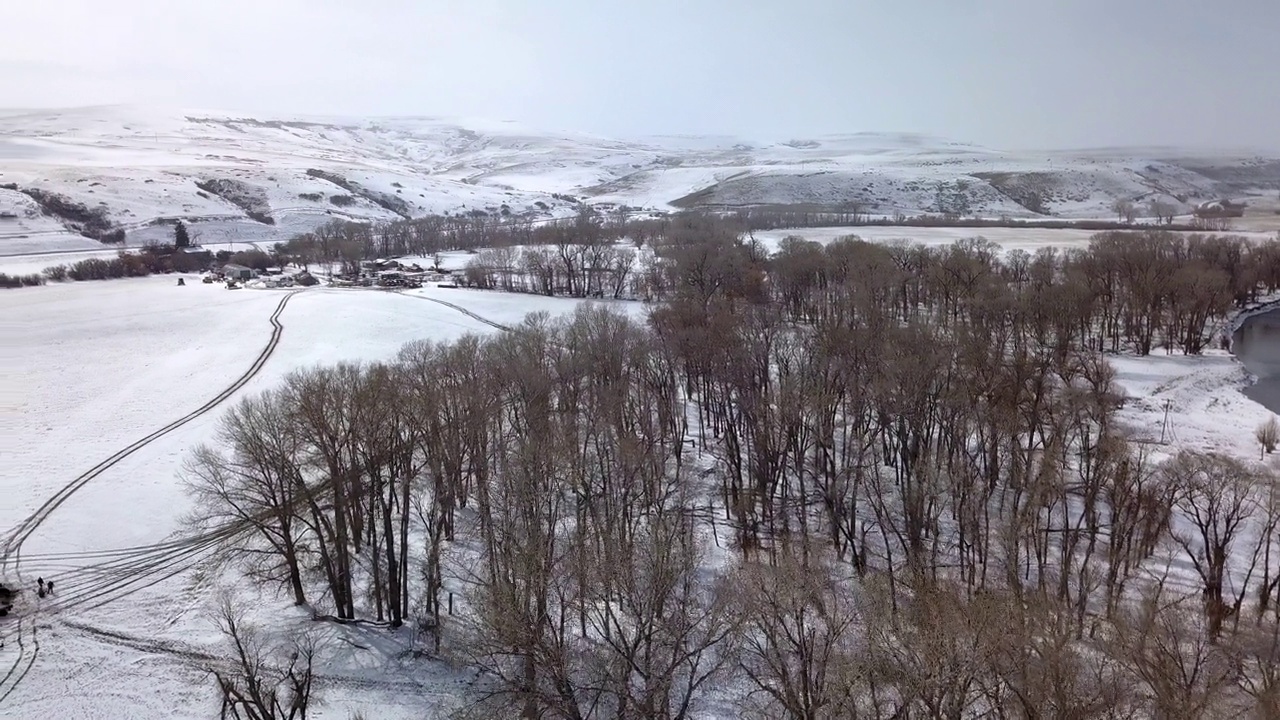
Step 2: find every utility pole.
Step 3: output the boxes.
[1160,400,1172,444]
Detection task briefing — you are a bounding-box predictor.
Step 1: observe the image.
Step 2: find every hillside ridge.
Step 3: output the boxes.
[2,106,1278,254]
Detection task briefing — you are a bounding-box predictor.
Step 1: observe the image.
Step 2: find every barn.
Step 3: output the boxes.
[1194,199,1247,219]
[223,263,255,281]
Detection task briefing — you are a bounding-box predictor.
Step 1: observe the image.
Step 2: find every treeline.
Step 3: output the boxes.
[769,229,1280,356]
[193,225,1280,717]
[2,248,188,289]
[715,204,1221,232]
[272,207,932,269]
[41,245,213,283]
[456,214,763,300]
[9,245,276,288]
[464,227,1280,357]
[277,208,652,271]
[463,243,650,299]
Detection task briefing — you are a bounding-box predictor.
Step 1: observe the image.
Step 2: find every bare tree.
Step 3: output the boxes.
[985,593,1134,718]
[733,547,864,719]
[861,578,1004,719]
[1257,417,1279,455]
[1229,621,1280,718]
[1165,452,1264,639]
[185,393,309,606]
[1113,199,1137,224]
[1110,582,1242,719]
[1149,200,1178,225]
[211,597,317,720]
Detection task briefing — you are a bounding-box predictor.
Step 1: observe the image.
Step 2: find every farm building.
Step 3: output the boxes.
[222,263,255,281]
[1194,199,1247,219]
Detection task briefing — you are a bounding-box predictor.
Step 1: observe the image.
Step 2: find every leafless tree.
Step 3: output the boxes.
[1257,417,1280,455]
[1110,581,1242,719]
[185,393,309,606]
[1149,200,1179,225]
[733,547,864,719]
[211,597,317,720]
[1165,452,1264,639]
[861,577,1005,718]
[1112,199,1137,224]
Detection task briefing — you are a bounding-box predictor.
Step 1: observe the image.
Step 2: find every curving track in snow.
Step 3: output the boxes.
[0,289,302,706]
[394,290,513,333]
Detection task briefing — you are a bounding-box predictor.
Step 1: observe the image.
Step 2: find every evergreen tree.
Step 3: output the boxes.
[175,221,191,249]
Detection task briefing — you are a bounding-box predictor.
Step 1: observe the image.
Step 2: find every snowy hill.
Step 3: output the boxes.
[2,105,1279,255]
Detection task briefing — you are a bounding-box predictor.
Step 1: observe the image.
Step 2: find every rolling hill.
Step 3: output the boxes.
[2,105,1279,256]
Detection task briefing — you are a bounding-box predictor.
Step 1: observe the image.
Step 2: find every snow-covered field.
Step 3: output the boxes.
[4,106,1280,258]
[0,277,650,718]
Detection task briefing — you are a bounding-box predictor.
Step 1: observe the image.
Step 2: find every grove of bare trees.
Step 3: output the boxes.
[189,221,1280,718]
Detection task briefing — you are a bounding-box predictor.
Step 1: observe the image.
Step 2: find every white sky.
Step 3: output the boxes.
[2,0,1278,149]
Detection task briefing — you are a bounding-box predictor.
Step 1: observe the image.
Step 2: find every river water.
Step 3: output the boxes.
[1233,308,1280,412]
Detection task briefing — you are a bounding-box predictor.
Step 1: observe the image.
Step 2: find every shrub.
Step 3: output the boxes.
[42,264,68,282]
[66,254,154,281]
[329,194,355,207]
[19,188,117,238]
[195,178,275,224]
[298,192,323,202]
[0,273,44,288]
[307,169,409,217]
[100,228,127,244]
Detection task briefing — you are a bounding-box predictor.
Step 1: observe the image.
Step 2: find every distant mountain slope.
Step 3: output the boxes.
[1,105,1278,254]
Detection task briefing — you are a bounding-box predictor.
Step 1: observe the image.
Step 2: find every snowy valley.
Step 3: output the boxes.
[8,108,1280,720]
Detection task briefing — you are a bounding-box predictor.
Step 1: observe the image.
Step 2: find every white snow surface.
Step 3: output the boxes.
[0,278,650,719]
[4,105,1280,258]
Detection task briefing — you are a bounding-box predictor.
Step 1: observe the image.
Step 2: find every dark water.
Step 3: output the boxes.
[1233,308,1280,412]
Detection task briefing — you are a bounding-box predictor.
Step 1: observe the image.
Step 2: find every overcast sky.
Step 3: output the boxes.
[2,0,1277,149]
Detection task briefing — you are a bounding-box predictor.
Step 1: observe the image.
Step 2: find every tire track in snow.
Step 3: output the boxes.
[0,289,301,706]
[0,618,36,705]
[0,289,302,571]
[393,290,514,333]
[62,619,463,696]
